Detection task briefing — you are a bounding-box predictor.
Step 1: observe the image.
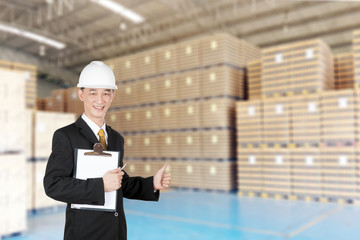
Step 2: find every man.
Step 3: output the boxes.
[44,61,171,240]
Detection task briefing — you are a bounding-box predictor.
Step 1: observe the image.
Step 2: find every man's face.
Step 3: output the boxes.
[78,88,114,123]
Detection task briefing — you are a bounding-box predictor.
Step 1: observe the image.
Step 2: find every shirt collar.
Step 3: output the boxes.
[81,114,108,143]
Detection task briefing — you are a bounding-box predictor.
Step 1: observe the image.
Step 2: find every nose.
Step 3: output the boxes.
[96,93,105,104]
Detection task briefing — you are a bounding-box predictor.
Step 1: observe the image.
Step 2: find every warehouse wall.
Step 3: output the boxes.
[37,79,64,98]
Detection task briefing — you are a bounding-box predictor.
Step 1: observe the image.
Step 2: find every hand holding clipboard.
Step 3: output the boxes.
[103,163,127,192]
[71,143,122,212]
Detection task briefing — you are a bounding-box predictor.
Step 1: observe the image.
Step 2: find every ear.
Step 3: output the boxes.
[78,88,84,102]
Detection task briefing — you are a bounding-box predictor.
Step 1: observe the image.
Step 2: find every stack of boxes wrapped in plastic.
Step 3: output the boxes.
[237,33,360,204]
[0,69,27,237]
[105,33,260,191]
[0,61,77,237]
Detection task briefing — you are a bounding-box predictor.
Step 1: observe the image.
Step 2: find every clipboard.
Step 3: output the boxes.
[71,143,121,212]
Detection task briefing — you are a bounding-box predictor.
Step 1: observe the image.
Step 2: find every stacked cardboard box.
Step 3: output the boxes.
[334,53,354,89]
[247,60,262,100]
[201,65,243,98]
[320,89,357,144]
[138,77,158,105]
[0,60,37,109]
[51,89,67,112]
[34,111,76,159]
[237,148,263,196]
[237,89,360,202]
[0,154,27,237]
[177,101,201,129]
[352,29,360,85]
[32,111,76,210]
[136,50,158,78]
[104,33,260,191]
[236,100,263,147]
[177,70,201,100]
[177,39,201,71]
[263,97,290,146]
[0,69,26,153]
[0,69,27,237]
[261,39,334,98]
[290,94,321,146]
[66,87,83,117]
[262,148,291,198]
[321,147,358,201]
[290,148,321,199]
[157,45,178,73]
[177,131,202,158]
[36,98,46,110]
[201,98,235,128]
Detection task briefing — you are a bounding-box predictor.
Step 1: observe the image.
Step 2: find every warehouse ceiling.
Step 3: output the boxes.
[1,0,360,86]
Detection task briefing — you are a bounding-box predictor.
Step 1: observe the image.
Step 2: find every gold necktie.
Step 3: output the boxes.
[98,129,107,150]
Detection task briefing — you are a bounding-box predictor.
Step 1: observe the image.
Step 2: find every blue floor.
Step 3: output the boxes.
[5,190,360,240]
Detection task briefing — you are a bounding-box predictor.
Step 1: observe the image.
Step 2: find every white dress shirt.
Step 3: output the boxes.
[81,114,108,145]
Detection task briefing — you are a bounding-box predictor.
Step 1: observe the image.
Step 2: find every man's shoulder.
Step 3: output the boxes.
[107,125,124,139]
[55,122,78,135]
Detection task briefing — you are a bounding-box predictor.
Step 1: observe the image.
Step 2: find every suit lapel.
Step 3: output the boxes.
[106,125,116,150]
[75,117,98,146]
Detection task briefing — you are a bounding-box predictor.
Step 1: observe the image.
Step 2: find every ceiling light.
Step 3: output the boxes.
[90,0,144,24]
[0,23,66,49]
[119,22,127,31]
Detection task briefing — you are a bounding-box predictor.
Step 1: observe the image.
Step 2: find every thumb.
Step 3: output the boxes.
[158,163,168,174]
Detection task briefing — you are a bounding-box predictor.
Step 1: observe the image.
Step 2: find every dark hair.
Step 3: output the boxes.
[80,87,114,92]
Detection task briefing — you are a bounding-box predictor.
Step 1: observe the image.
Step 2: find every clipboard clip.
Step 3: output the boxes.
[84,143,112,156]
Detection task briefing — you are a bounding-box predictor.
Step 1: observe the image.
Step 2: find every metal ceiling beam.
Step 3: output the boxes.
[0,0,83,51]
[0,45,78,86]
[57,0,313,68]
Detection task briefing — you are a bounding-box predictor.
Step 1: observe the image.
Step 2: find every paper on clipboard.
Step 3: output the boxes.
[71,149,120,212]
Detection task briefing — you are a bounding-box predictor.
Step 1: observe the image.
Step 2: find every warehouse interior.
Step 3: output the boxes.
[2,0,360,239]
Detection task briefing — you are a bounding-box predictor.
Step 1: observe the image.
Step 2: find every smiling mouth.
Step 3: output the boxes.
[94,106,105,110]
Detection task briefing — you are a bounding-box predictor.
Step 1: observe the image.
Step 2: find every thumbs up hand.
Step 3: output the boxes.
[153,163,171,190]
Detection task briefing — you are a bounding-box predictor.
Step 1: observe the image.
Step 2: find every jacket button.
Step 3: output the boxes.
[114,212,118,217]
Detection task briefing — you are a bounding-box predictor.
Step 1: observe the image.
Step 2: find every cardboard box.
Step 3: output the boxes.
[320,89,357,144]
[247,59,262,100]
[0,154,27,236]
[290,93,321,145]
[177,70,201,100]
[157,74,178,102]
[261,39,334,97]
[236,100,263,146]
[334,52,354,89]
[157,45,178,73]
[177,131,202,158]
[202,129,236,159]
[201,98,235,128]
[201,65,244,98]
[177,101,201,129]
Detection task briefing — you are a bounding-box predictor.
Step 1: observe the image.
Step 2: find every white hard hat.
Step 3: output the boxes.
[77,61,117,89]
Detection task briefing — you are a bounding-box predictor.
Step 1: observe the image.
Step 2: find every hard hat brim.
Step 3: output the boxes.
[77,83,118,90]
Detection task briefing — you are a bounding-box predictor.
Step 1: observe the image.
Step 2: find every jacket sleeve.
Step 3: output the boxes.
[43,130,105,205]
[118,134,159,201]
[121,173,159,201]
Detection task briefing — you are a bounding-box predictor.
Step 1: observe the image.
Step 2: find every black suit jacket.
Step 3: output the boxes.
[43,117,159,240]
